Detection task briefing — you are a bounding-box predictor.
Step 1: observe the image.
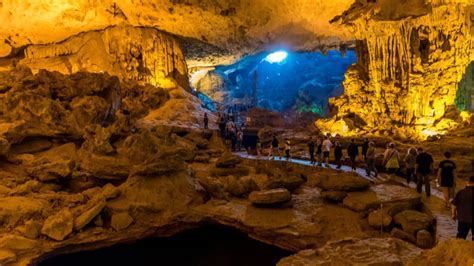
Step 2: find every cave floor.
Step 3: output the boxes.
[234,152,468,242]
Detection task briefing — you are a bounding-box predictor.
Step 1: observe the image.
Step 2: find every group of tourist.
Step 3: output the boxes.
[216,112,244,152]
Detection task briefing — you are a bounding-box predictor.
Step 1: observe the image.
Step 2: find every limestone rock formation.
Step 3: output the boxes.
[407,239,474,265]
[277,237,422,265]
[318,1,474,138]
[368,209,392,228]
[41,209,74,241]
[17,26,189,90]
[248,188,292,205]
[393,210,434,235]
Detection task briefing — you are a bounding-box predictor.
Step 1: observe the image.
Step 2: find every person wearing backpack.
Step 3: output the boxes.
[383,142,400,177]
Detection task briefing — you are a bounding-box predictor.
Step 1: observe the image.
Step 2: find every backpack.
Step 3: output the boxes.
[385,150,399,169]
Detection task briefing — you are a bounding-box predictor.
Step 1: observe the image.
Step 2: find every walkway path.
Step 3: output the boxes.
[235,152,468,242]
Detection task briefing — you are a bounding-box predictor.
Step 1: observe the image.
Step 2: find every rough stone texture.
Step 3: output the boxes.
[278,238,422,265]
[416,229,433,249]
[25,143,77,181]
[18,25,189,90]
[391,228,417,245]
[0,234,37,250]
[312,172,370,191]
[368,209,392,228]
[320,191,348,202]
[41,209,74,241]
[0,137,10,157]
[394,210,434,235]
[111,213,134,231]
[0,248,16,265]
[0,1,354,57]
[317,1,473,138]
[407,239,474,266]
[248,188,291,205]
[215,154,242,168]
[16,220,42,239]
[0,197,50,227]
[343,184,421,212]
[74,201,107,231]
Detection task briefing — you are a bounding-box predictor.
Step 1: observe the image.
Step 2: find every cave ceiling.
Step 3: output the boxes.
[0,0,356,59]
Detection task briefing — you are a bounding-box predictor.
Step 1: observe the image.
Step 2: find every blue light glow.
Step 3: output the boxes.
[265,51,288,64]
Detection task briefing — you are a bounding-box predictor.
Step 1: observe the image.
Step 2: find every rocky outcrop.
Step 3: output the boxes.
[318,1,473,138]
[407,239,474,265]
[393,210,434,236]
[248,188,291,205]
[278,237,422,265]
[18,26,189,90]
[41,209,74,241]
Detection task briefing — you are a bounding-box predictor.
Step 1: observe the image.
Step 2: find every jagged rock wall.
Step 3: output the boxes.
[318,1,474,138]
[15,26,189,90]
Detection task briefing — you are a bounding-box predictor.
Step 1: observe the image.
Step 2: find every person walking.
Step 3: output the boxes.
[236,129,243,151]
[362,137,369,163]
[308,137,315,165]
[270,135,280,160]
[438,151,457,208]
[415,147,434,197]
[217,113,226,137]
[347,139,359,171]
[256,138,262,158]
[451,176,473,240]
[284,138,291,161]
[203,113,209,129]
[322,135,332,167]
[383,143,400,178]
[365,141,378,177]
[404,147,418,186]
[316,138,323,166]
[334,141,343,169]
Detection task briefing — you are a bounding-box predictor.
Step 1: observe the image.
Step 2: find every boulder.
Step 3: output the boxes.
[0,197,49,227]
[74,200,106,230]
[368,209,392,228]
[343,184,421,212]
[391,228,416,244]
[0,234,37,250]
[266,172,305,191]
[41,208,74,241]
[111,213,134,231]
[312,172,370,191]
[249,188,291,205]
[16,220,42,239]
[416,229,433,249]
[25,143,76,181]
[0,248,16,265]
[394,210,433,235]
[321,191,348,202]
[0,137,10,156]
[215,154,241,168]
[101,183,120,200]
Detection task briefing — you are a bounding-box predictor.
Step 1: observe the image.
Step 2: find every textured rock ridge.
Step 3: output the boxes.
[318,1,473,138]
[15,25,189,90]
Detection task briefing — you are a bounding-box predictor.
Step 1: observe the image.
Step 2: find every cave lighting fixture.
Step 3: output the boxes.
[265,51,288,64]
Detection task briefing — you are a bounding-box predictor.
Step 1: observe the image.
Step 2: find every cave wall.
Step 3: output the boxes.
[318,1,474,137]
[13,25,189,90]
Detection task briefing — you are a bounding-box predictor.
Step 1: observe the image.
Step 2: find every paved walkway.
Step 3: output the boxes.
[235,152,468,242]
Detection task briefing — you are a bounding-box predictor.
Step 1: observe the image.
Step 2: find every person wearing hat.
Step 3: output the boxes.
[451,176,474,240]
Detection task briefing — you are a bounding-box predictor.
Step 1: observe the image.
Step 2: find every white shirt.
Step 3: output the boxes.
[322,139,332,152]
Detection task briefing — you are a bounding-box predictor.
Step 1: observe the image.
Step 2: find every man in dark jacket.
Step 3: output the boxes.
[452,176,473,240]
[415,147,434,197]
[347,139,359,171]
[362,138,369,162]
[308,137,315,165]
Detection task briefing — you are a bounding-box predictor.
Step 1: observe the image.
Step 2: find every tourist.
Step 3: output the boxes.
[270,135,280,160]
[322,135,332,167]
[365,141,378,177]
[404,147,418,186]
[236,129,243,151]
[362,137,369,162]
[203,113,209,129]
[347,139,359,171]
[383,143,400,177]
[284,138,291,161]
[217,113,226,137]
[415,147,434,197]
[316,138,323,166]
[451,176,473,240]
[334,141,343,169]
[256,138,262,158]
[437,151,456,207]
[308,137,315,165]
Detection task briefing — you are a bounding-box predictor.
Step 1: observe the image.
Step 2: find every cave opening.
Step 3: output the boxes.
[38,225,292,266]
[193,49,357,118]
[455,61,474,112]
